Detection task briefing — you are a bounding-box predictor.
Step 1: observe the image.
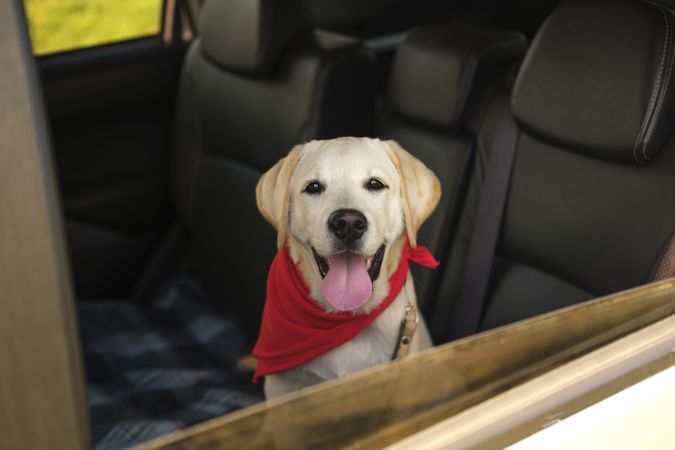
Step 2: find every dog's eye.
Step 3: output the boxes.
[365,178,387,191]
[303,180,324,195]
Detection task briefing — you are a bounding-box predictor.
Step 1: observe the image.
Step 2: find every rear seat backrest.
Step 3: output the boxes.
[377,24,526,313]
[438,0,675,337]
[171,0,377,342]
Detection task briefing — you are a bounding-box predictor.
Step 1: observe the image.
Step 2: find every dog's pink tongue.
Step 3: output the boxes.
[320,252,372,311]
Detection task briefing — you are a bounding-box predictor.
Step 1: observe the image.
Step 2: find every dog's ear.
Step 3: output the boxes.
[256,144,306,248]
[384,140,441,247]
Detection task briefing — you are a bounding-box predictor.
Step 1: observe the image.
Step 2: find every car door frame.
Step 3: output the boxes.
[1,1,88,449]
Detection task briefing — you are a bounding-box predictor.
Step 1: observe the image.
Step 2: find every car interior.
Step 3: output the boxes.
[24,0,675,448]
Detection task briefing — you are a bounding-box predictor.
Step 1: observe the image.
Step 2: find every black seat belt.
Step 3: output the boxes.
[449,98,519,340]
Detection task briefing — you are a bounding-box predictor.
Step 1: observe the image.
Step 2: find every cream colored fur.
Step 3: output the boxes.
[256,137,440,399]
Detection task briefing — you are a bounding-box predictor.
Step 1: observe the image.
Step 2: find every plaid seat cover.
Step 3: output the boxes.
[78,279,263,450]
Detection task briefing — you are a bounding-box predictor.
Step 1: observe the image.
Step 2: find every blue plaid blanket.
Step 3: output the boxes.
[78,279,263,450]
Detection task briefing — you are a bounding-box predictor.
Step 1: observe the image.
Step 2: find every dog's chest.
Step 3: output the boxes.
[299,291,408,379]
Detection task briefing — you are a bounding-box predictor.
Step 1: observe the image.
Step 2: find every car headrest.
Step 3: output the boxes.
[512,0,675,164]
[388,23,527,129]
[200,0,312,76]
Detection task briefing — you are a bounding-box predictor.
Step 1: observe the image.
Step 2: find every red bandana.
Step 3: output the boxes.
[252,240,439,382]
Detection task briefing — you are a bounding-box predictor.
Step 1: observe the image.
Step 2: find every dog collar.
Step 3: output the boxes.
[392,301,419,360]
[251,239,438,382]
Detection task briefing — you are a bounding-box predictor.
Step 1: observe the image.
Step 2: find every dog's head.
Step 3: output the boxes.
[257,137,440,312]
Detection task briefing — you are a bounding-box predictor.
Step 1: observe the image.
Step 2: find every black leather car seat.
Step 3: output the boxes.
[377,24,526,315]
[171,0,377,342]
[434,0,675,340]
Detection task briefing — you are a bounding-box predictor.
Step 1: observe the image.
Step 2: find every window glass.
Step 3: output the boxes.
[24,0,163,56]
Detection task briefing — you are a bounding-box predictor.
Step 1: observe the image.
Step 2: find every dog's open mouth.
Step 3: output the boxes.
[311,244,385,312]
[312,244,385,281]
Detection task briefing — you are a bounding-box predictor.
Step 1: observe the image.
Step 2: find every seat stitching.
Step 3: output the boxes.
[633,6,669,163]
[643,7,675,161]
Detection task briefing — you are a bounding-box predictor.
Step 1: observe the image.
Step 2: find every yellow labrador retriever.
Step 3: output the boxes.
[254,137,440,399]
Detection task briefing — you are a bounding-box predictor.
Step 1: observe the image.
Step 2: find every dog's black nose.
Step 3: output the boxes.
[328,209,367,244]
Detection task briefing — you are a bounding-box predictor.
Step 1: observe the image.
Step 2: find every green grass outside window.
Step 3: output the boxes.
[24,0,163,55]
